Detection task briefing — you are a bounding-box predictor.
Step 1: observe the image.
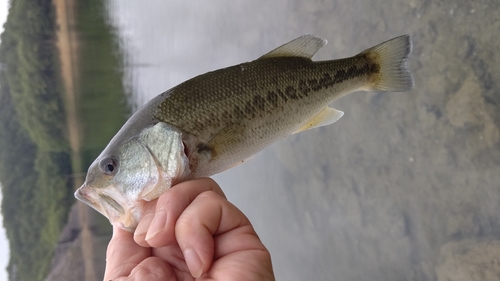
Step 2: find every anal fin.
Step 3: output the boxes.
[294,107,344,134]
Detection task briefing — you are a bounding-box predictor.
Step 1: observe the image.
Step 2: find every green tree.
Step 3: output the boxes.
[0,0,74,280]
[4,0,67,152]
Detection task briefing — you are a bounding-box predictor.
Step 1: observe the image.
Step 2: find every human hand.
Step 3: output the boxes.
[104,178,275,281]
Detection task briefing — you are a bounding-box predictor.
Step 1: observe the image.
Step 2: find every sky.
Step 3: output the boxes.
[0,1,11,280]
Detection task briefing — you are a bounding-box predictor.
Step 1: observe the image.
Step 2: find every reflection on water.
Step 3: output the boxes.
[103,1,500,281]
[104,1,500,281]
[41,0,130,280]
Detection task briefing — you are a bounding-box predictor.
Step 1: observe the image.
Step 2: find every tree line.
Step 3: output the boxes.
[0,0,74,280]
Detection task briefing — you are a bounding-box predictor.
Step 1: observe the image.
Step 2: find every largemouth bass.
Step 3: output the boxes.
[76,35,413,231]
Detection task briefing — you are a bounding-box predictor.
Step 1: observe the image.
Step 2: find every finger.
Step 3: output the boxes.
[133,200,157,247]
[104,225,151,281]
[212,222,267,260]
[209,226,274,280]
[175,190,251,278]
[126,257,175,281]
[141,178,225,247]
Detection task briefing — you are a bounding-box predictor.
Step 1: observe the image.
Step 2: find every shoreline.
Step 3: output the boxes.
[53,0,96,280]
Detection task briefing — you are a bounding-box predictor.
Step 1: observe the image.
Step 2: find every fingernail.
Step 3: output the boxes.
[184,248,203,278]
[145,209,167,241]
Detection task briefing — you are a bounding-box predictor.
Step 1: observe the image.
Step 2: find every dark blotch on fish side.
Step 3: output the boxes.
[308,78,322,91]
[276,89,288,103]
[298,80,311,97]
[266,91,279,107]
[253,95,266,111]
[332,64,380,84]
[233,105,245,119]
[285,86,299,100]
[265,60,380,107]
[244,100,256,118]
[319,73,333,87]
[221,110,232,120]
[331,62,379,85]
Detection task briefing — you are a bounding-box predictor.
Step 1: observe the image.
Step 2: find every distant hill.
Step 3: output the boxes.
[0,0,74,280]
[0,0,130,280]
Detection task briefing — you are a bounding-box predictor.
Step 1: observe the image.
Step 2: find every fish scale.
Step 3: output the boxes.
[151,55,381,172]
[158,59,365,134]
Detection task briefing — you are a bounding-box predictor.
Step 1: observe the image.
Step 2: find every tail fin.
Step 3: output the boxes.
[361,35,413,92]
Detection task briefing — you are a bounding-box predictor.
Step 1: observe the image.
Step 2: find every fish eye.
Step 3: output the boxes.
[100,156,118,175]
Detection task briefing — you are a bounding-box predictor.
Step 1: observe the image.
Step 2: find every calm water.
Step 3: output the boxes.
[106,1,500,280]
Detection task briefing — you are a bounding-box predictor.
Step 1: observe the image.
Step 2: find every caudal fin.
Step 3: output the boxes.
[361,35,413,92]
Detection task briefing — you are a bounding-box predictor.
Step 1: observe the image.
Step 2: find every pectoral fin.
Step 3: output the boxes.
[201,123,246,157]
[294,107,344,134]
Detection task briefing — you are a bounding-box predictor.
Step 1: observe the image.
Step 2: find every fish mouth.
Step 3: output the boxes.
[75,184,107,216]
[75,184,141,231]
[75,184,128,228]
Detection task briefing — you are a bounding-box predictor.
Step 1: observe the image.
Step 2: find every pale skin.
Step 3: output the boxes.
[104,178,275,281]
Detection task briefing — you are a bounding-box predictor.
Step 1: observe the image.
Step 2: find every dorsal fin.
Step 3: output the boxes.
[259,35,328,60]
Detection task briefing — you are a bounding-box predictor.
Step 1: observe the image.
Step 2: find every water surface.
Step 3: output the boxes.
[107,1,500,280]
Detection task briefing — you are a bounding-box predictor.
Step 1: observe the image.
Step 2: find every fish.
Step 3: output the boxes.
[75,34,413,231]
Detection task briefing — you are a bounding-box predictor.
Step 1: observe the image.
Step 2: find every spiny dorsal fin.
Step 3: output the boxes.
[259,35,327,60]
[294,107,344,134]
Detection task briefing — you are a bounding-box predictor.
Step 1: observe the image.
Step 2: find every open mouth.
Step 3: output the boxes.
[75,184,123,221]
[75,185,104,215]
[75,183,140,231]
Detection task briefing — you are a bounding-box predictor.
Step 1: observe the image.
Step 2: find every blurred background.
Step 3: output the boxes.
[0,0,499,280]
